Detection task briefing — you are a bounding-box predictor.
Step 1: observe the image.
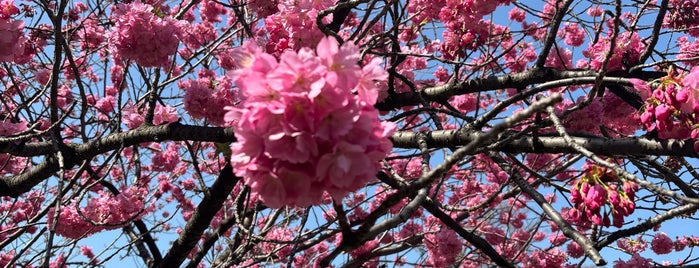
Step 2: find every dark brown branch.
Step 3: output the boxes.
[595,203,699,250]
[534,0,575,67]
[0,122,235,197]
[374,68,665,111]
[636,0,669,66]
[157,162,239,268]
[421,197,516,268]
[390,130,699,158]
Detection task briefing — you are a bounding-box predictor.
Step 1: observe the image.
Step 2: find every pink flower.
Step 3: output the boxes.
[655,103,672,122]
[0,18,26,62]
[228,37,394,207]
[629,78,652,99]
[0,0,19,19]
[562,23,585,47]
[316,36,362,90]
[584,184,607,211]
[567,242,584,258]
[246,0,279,17]
[425,228,462,267]
[588,6,603,17]
[355,58,388,104]
[78,15,106,51]
[617,236,647,254]
[680,67,699,113]
[151,143,181,171]
[80,245,98,263]
[508,8,526,22]
[652,232,674,254]
[108,2,185,67]
[613,253,652,268]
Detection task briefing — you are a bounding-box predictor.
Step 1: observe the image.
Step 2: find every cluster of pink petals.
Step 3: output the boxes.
[522,248,566,268]
[563,92,640,136]
[617,235,647,254]
[569,165,636,228]
[259,0,333,55]
[675,235,699,251]
[677,36,699,66]
[664,0,699,37]
[613,253,652,268]
[0,1,26,62]
[150,143,181,171]
[121,102,178,129]
[634,67,699,139]
[651,232,674,254]
[583,32,645,71]
[77,15,106,51]
[0,117,29,176]
[48,186,150,239]
[424,228,462,267]
[0,117,26,137]
[179,69,238,126]
[108,1,185,67]
[434,0,513,59]
[225,37,394,208]
[247,0,279,17]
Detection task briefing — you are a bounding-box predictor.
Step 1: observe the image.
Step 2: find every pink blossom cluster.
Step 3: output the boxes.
[675,235,699,251]
[651,232,674,255]
[560,22,585,47]
[583,32,645,71]
[664,0,699,37]
[150,143,181,171]
[436,0,513,59]
[568,165,637,228]
[0,191,43,242]
[0,0,26,62]
[634,67,699,139]
[121,102,179,129]
[108,1,185,67]
[179,69,239,126]
[247,0,279,18]
[0,117,29,176]
[424,228,462,267]
[78,15,106,51]
[226,37,394,208]
[613,253,652,268]
[260,227,294,261]
[521,248,566,268]
[0,118,26,137]
[259,0,334,55]
[563,92,640,136]
[617,235,647,254]
[48,186,153,239]
[48,186,151,239]
[677,36,699,66]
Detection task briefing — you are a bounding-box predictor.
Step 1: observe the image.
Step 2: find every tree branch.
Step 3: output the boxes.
[375,68,665,111]
[391,130,698,157]
[493,152,606,266]
[0,122,235,197]
[157,162,239,268]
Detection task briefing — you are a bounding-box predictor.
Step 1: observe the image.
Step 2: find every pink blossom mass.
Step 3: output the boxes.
[226,37,394,207]
[2,0,699,267]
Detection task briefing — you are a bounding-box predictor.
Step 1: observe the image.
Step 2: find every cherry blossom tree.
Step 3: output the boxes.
[2,0,699,267]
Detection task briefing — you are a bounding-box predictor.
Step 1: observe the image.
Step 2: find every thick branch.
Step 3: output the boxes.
[157,163,239,268]
[375,68,665,111]
[391,130,698,158]
[0,122,235,197]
